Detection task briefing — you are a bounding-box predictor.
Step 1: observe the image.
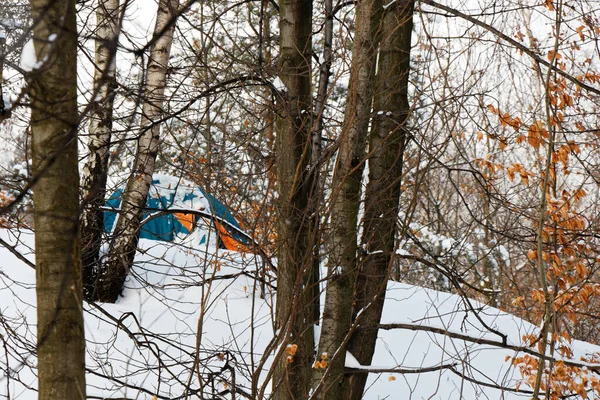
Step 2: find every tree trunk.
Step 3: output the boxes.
[308,0,334,334]
[29,0,86,397]
[272,0,316,397]
[313,0,383,396]
[81,0,121,301]
[0,33,10,121]
[344,1,414,398]
[96,0,179,303]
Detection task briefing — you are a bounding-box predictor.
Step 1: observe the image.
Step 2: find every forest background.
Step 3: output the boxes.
[1,0,600,398]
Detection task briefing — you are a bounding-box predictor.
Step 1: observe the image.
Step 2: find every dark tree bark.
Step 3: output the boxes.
[272,0,317,397]
[81,0,121,301]
[313,0,383,396]
[344,1,414,398]
[96,0,179,302]
[29,0,86,397]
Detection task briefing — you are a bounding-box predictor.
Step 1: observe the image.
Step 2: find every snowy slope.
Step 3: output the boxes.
[1,229,599,399]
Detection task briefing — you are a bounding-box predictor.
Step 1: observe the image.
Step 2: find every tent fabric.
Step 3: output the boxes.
[103,175,249,251]
[191,186,249,246]
[214,220,249,252]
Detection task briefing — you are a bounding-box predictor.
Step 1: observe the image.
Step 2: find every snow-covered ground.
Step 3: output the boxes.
[1,229,599,399]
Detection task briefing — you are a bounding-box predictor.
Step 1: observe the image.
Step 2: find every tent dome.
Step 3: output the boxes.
[103,174,249,251]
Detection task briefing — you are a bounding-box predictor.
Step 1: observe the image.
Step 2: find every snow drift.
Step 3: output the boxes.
[1,229,599,399]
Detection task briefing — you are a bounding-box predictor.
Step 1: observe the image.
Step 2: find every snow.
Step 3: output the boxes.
[0,18,23,29]
[498,245,511,267]
[12,161,28,178]
[0,0,595,395]
[345,351,361,368]
[2,94,10,112]
[382,0,397,10]
[18,39,45,72]
[19,39,36,72]
[440,237,454,251]
[272,76,285,91]
[1,229,600,399]
[0,229,273,399]
[148,173,210,212]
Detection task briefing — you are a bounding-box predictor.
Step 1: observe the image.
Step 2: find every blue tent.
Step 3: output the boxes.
[103,175,249,250]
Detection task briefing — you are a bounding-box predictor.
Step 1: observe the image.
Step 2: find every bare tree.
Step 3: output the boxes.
[0,31,8,121]
[80,0,122,300]
[28,0,86,397]
[2,0,600,398]
[313,0,383,396]
[96,0,180,302]
[344,2,414,397]
[272,0,318,396]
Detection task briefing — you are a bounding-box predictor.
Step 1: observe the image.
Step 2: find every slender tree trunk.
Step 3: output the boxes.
[344,1,414,398]
[313,0,332,148]
[272,0,316,396]
[309,0,334,329]
[81,0,121,301]
[0,33,9,121]
[97,0,179,302]
[29,0,86,397]
[313,0,383,396]
[258,0,274,300]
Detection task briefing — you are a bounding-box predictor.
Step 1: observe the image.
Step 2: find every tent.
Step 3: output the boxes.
[103,174,250,251]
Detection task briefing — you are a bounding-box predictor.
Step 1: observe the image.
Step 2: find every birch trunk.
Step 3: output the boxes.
[97,0,179,302]
[0,34,9,121]
[345,1,414,398]
[29,0,86,397]
[272,0,316,396]
[312,0,383,397]
[81,0,121,301]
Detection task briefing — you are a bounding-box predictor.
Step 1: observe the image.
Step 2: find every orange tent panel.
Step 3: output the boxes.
[174,213,195,233]
[214,221,250,252]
